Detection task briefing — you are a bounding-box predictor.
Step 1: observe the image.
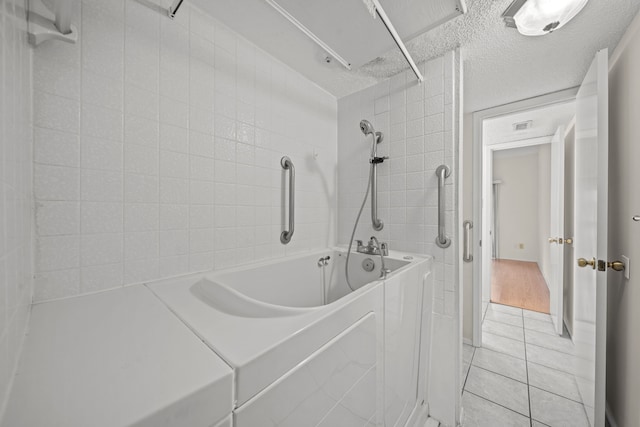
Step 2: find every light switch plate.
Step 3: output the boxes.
[622,255,630,280]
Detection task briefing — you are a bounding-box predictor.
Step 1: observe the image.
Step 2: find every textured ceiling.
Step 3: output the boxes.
[358,0,640,112]
[199,0,640,112]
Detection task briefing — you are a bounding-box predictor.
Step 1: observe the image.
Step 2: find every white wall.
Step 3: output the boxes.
[0,0,33,414]
[337,51,460,426]
[607,11,640,426]
[32,0,338,302]
[492,147,540,262]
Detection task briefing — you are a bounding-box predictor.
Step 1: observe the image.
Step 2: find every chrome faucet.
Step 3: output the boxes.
[356,237,389,256]
[358,236,390,279]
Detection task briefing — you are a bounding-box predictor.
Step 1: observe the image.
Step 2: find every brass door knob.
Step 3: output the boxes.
[577,257,596,269]
[607,261,625,271]
[565,237,574,245]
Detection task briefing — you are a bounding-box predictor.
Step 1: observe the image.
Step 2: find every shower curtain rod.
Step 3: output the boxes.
[134,0,185,19]
[370,0,424,83]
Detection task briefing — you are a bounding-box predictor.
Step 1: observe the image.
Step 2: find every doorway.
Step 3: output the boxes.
[490,145,551,314]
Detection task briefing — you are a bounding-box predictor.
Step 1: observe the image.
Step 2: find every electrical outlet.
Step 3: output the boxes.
[622,255,630,279]
[519,243,524,249]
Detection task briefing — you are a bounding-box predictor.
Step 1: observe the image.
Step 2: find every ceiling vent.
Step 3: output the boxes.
[513,120,533,131]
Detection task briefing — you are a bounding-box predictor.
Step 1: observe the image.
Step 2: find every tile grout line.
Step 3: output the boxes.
[464,390,531,420]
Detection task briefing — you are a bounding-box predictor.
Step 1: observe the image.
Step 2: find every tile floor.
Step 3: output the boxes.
[461,303,592,427]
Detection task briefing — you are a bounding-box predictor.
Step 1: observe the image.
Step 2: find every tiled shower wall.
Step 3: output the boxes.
[337,51,461,425]
[33,0,337,302]
[0,0,33,413]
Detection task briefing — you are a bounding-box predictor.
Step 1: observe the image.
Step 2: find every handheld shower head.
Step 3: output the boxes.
[360,120,375,136]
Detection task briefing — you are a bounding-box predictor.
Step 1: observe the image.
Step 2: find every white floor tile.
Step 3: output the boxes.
[462,392,530,427]
[488,303,523,316]
[482,332,526,360]
[527,362,582,403]
[472,347,527,383]
[524,317,557,335]
[485,309,523,327]
[526,343,576,375]
[525,329,575,354]
[530,387,590,427]
[464,366,529,416]
[482,319,524,341]
[532,421,550,427]
[522,309,552,322]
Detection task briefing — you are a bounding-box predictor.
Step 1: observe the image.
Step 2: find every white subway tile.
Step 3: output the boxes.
[124,231,159,261]
[80,233,123,267]
[160,204,189,230]
[81,263,123,294]
[81,137,123,171]
[81,169,123,202]
[34,269,80,301]
[37,235,80,272]
[160,150,189,179]
[82,70,124,111]
[160,230,189,257]
[125,144,159,176]
[34,92,80,134]
[82,104,123,141]
[36,201,80,236]
[34,165,80,201]
[125,115,159,148]
[81,202,123,234]
[125,203,159,232]
[34,128,80,168]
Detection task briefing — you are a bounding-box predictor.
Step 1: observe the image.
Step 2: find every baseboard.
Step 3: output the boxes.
[605,401,618,427]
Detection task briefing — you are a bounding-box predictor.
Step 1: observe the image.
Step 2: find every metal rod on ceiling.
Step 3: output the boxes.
[371,0,424,83]
[168,0,185,19]
[264,0,352,70]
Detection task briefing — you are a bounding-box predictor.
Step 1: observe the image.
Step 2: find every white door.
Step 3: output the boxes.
[573,48,608,426]
[549,126,565,335]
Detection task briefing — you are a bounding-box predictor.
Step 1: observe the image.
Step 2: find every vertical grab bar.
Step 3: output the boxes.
[280,156,295,244]
[435,165,451,248]
[463,220,473,262]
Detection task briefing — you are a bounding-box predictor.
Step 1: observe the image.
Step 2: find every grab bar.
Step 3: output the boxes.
[280,156,295,244]
[463,220,473,262]
[435,165,451,248]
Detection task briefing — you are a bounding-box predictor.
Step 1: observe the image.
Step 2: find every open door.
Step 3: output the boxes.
[573,48,608,426]
[548,126,565,335]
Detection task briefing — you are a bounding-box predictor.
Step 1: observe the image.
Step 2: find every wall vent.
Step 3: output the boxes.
[512,120,532,131]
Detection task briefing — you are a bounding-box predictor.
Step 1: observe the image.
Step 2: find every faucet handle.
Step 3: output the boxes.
[355,240,363,248]
[380,242,388,256]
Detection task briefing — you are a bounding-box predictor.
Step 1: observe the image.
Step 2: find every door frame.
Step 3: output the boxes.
[471,88,579,346]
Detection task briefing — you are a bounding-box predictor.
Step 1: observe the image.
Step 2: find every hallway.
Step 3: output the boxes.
[491,260,550,313]
[461,303,590,426]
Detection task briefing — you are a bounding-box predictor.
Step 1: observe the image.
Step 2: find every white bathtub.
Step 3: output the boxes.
[149,248,433,427]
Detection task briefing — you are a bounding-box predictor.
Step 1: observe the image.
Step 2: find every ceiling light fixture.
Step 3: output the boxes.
[502,0,589,36]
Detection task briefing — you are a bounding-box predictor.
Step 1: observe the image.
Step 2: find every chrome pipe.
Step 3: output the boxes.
[463,220,473,262]
[435,165,451,248]
[280,156,295,244]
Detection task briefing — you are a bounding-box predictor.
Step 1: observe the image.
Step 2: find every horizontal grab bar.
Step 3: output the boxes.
[280,156,295,244]
[435,165,451,248]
